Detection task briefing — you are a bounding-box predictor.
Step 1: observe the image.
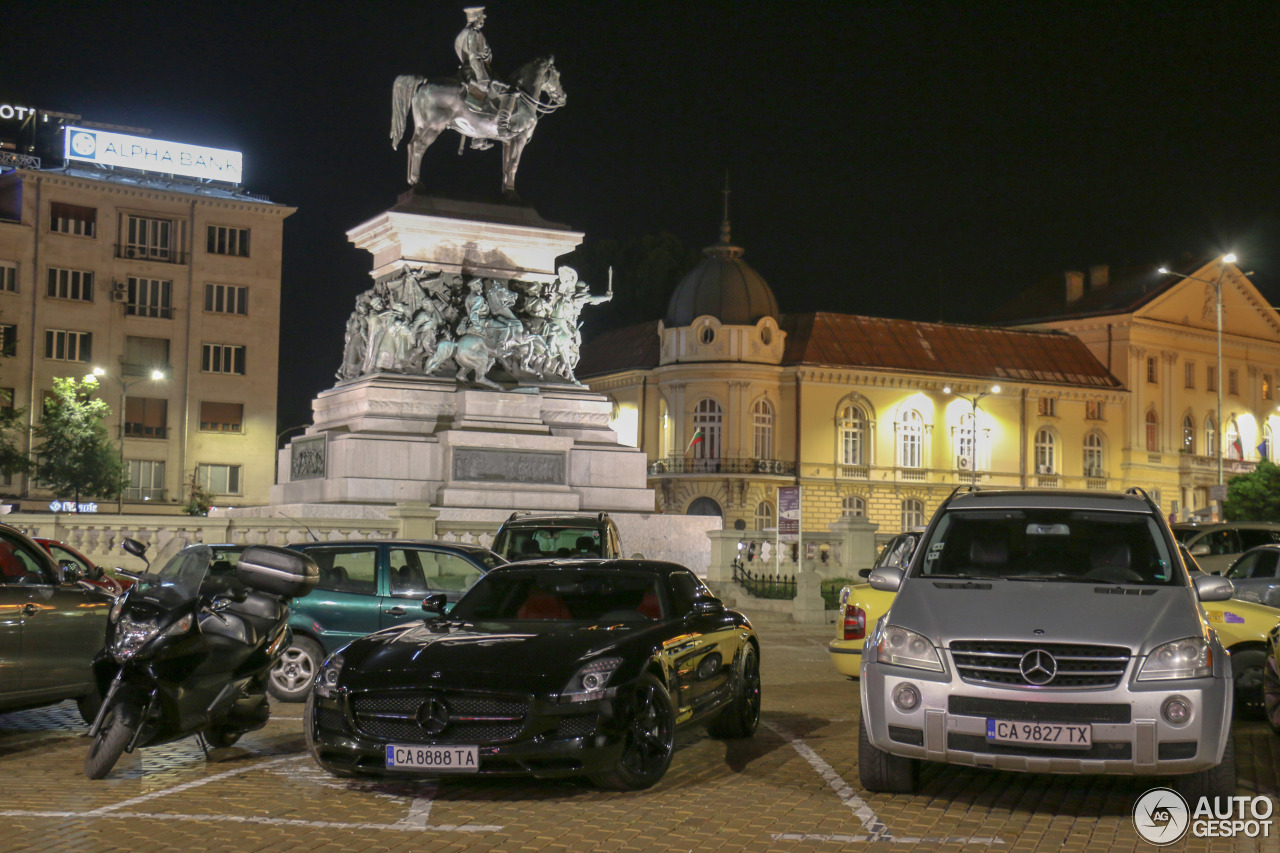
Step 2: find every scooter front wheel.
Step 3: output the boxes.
[84,699,140,779]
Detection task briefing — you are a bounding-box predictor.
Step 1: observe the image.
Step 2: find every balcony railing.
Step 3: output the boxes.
[115,244,188,265]
[650,457,796,476]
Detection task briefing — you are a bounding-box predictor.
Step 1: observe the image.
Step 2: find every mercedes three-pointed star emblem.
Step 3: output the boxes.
[416,695,451,735]
[1019,649,1058,685]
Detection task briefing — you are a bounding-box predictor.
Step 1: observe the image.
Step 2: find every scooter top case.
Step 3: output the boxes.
[235,546,318,599]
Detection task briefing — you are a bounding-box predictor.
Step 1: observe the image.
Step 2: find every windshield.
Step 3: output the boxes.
[450,568,663,623]
[135,545,213,603]
[914,508,1179,585]
[493,527,606,560]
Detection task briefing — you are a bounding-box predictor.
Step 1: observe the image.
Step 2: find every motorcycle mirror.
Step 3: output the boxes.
[422,593,448,614]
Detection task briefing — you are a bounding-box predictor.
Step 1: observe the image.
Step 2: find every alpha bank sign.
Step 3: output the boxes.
[63,126,242,184]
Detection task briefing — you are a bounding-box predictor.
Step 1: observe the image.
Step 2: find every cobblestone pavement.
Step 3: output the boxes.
[2,619,1278,853]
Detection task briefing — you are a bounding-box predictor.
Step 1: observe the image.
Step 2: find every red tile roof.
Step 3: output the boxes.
[576,320,661,377]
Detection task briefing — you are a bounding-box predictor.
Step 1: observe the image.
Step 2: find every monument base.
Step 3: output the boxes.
[273,375,655,513]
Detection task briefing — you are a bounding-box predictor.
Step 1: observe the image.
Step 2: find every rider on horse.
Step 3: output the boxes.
[454,7,517,150]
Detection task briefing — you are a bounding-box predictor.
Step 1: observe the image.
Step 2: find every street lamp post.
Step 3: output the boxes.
[943,384,1001,482]
[92,366,166,513]
[1157,254,1237,489]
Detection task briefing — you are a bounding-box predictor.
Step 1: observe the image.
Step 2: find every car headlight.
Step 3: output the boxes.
[314,653,345,698]
[560,656,623,703]
[877,626,944,672]
[1138,637,1212,680]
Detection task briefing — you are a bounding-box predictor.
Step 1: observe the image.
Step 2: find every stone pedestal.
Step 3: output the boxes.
[272,195,654,515]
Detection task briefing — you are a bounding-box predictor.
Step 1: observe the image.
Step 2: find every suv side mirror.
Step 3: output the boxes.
[1189,543,1211,558]
[868,566,904,593]
[1193,574,1233,602]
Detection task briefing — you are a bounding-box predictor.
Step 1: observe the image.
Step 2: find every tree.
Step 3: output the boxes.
[33,376,128,507]
[1223,459,1280,521]
[182,468,213,517]
[0,390,31,479]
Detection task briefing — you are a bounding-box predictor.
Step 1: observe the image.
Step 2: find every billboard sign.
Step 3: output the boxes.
[64,126,242,183]
[778,486,801,540]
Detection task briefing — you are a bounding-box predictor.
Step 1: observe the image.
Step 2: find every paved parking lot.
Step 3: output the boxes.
[3,618,1278,853]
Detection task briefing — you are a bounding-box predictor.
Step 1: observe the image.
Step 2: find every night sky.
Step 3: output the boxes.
[6,1,1279,431]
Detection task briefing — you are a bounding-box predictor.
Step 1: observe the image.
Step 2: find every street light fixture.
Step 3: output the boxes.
[942,384,1001,481]
[92,366,167,513]
[1156,254,1238,490]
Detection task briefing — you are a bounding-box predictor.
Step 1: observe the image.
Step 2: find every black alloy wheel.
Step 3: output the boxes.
[708,645,761,738]
[590,673,675,790]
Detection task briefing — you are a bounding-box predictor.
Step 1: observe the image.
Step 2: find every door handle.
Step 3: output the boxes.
[22,603,38,616]
[384,606,407,616]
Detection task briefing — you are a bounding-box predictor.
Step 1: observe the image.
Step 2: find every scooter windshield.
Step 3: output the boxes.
[134,545,213,609]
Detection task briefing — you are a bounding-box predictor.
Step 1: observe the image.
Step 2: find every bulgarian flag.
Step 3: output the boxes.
[685,428,705,455]
[1232,434,1244,459]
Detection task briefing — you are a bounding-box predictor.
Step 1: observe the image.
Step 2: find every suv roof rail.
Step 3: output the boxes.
[1123,486,1159,512]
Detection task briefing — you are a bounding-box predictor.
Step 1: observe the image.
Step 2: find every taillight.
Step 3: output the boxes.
[843,606,866,641]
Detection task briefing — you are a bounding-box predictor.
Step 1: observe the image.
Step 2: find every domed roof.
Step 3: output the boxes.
[665,196,779,327]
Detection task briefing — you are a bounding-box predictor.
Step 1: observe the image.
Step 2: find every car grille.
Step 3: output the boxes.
[554,714,597,740]
[349,690,529,745]
[950,641,1130,688]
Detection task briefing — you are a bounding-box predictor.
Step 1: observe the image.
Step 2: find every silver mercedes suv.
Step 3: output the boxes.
[859,488,1236,801]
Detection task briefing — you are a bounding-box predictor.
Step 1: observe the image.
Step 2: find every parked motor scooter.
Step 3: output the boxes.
[84,539,318,779]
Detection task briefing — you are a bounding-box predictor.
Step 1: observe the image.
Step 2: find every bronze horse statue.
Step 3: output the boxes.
[391,56,566,197]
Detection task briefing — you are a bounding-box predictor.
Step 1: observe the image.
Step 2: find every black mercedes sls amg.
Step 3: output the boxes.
[304,559,761,789]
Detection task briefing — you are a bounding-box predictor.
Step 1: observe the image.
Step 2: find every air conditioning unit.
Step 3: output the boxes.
[111,290,128,303]
[1037,464,1053,474]
[113,281,127,293]
[956,455,971,470]
[124,246,141,259]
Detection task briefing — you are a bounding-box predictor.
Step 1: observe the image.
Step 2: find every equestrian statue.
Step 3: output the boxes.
[390,6,567,197]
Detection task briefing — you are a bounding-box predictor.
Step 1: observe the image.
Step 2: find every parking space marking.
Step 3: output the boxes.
[86,755,303,814]
[764,721,1006,847]
[0,810,501,834]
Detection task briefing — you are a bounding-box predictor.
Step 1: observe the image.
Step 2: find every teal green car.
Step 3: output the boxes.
[268,540,504,701]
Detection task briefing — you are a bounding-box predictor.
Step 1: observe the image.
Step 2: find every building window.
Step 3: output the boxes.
[202,343,246,375]
[197,463,242,496]
[1265,375,1274,401]
[207,225,250,257]
[1145,410,1159,452]
[842,496,865,517]
[0,261,16,293]
[50,202,96,237]
[752,399,773,459]
[205,283,248,315]
[0,324,15,357]
[1182,415,1195,454]
[897,408,923,468]
[840,404,866,466]
[1034,428,1056,474]
[1037,397,1056,417]
[691,398,721,460]
[1206,416,1217,458]
[1227,421,1242,460]
[956,412,975,469]
[1083,432,1104,477]
[124,214,174,261]
[124,397,167,438]
[698,325,714,345]
[127,277,173,319]
[124,336,170,374]
[47,267,94,301]
[1185,361,1195,389]
[44,329,91,362]
[199,401,244,432]
[125,459,166,501]
[1146,356,1158,384]
[1085,400,1103,420]
[1207,365,1218,392]
[753,501,773,531]
[1228,368,1239,396]
[901,498,924,530]
[1265,424,1274,462]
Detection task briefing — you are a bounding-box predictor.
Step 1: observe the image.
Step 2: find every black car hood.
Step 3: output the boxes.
[342,620,660,694]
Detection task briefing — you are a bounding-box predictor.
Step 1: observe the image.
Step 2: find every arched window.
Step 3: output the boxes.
[1226,420,1241,460]
[754,501,774,530]
[901,498,924,530]
[1083,432,1103,477]
[1145,410,1159,452]
[957,411,975,468]
[1035,428,1056,474]
[1205,415,1217,458]
[1265,424,1275,462]
[752,398,774,460]
[691,398,721,460]
[1182,414,1195,454]
[842,495,865,517]
[897,409,923,468]
[840,405,866,466]
[686,497,722,517]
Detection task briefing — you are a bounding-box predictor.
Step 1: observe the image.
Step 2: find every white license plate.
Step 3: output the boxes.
[985,719,1092,748]
[385,744,479,772]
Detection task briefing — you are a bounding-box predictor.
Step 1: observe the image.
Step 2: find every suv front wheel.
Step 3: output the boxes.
[858,711,919,793]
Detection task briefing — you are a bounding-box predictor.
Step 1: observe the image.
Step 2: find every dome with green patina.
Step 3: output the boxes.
[665,217,779,327]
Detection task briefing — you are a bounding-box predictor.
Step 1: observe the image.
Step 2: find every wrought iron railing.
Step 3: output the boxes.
[732,560,795,599]
[650,457,795,476]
